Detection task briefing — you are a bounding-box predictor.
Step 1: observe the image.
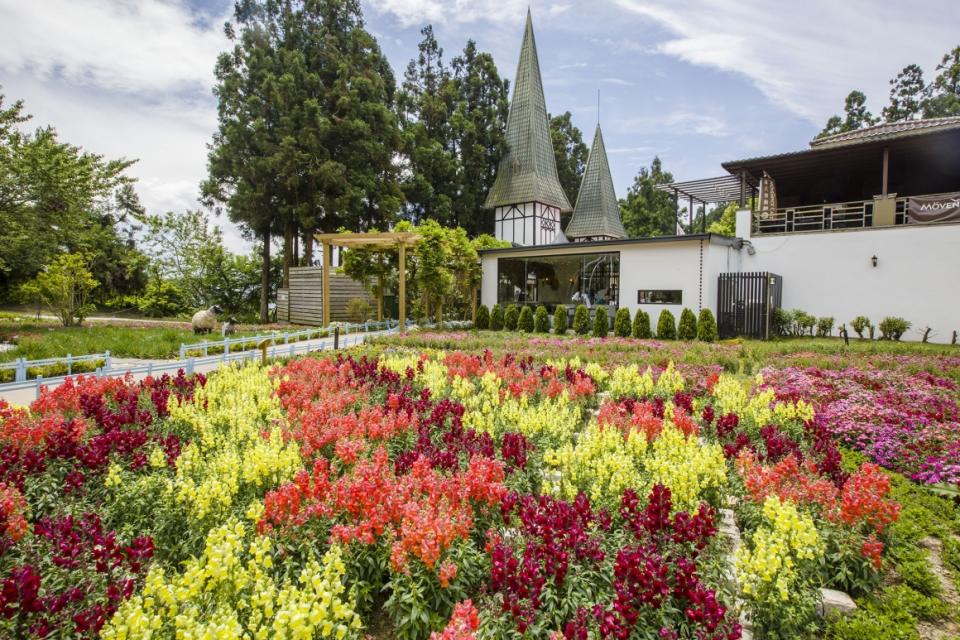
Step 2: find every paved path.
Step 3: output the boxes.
[0,329,386,407]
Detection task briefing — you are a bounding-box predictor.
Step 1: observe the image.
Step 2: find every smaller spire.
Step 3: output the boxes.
[566,124,627,240]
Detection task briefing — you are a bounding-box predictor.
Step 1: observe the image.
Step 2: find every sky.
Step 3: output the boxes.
[1,0,957,251]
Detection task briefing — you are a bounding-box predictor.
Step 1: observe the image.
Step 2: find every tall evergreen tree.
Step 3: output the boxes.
[924,46,960,118]
[450,40,509,236]
[882,64,926,122]
[549,111,589,229]
[396,25,459,224]
[818,90,878,138]
[619,157,679,237]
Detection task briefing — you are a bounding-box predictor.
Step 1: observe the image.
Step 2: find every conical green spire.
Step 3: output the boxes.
[566,124,627,240]
[484,10,572,212]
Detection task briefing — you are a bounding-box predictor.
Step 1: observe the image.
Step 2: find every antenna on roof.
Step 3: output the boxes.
[597,88,601,126]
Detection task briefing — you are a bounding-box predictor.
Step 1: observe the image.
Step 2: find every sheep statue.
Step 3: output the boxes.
[221,317,238,337]
[191,305,223,335]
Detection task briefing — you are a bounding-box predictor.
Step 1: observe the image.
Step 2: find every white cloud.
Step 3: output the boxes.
[600,77,633,86]
[614,0,958,123]
[613,111,730,137]
[366,0,528,27]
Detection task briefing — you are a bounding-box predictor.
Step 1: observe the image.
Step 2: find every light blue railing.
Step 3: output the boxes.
[0,352,112,382]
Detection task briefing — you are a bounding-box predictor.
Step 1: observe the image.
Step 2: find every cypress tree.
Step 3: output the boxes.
[572,304,590,335]
[490,303,504,330]
[632,309,651,339]
[504,304,520,331]
[697,308,718,342]
[534,305,550,333]
[678,308,698,340]
[518,305,534,332]
[554,305,568,335]
[475,304,490,330]
[592,305,609,338]
[613,307,632,337]
[657,310,677,340]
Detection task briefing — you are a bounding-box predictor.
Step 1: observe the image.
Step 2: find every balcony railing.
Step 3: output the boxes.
[753,196,908,235]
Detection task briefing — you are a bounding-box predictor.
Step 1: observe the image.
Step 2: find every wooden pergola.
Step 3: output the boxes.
[313,231,422,332]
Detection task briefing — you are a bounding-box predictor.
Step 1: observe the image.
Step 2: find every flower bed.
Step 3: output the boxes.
[1,346,945,639]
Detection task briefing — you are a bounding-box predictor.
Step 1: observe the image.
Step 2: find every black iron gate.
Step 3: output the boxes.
[717,272,782,339]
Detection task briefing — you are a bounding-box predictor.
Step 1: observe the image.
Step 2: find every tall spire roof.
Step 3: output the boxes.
[484,10,572,212]
[566,124,628,240]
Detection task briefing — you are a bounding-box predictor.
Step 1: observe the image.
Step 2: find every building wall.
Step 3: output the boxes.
[481,238,721,320]
[494,202,561,246]
[737,209,960,343]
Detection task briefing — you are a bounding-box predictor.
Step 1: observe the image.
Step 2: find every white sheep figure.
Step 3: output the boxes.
[191,305,223,335]
[221,317,238,337]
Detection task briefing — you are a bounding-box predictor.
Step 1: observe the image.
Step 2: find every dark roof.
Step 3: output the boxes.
[478,233,736,255]
[484,10,572,212]
[566,124,627,239]
[656,174,746,203]
[809,116,960,149]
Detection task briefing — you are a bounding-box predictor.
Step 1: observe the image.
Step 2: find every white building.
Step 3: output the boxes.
[479,13,960,343]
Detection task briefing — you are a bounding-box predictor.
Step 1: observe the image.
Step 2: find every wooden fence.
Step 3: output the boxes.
[282,267,375,325]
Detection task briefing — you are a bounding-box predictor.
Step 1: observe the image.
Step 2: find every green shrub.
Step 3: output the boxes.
[490,304,504,331]
[534,305,550,333]
[816,316,835,337]
[613,307,631,337]
[504,304,519,331]
[793,309,816,336]
[517,306,534,332]
[592,305,609,338]
[879,316,911,341]
[572,304,590,335]
[697,308,718,342]
[137,280,186,318]
[851,315,872,339]
[773,308,793,337]
[553,305,567,335]
[656,310,676,340]
[345,297,372,323]
[632,309,651,339]
[475,304,490,330]
[677,308,698,340]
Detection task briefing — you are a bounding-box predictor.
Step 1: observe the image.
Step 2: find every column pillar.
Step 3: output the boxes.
[321,240,331,327]
[398,242,407,333]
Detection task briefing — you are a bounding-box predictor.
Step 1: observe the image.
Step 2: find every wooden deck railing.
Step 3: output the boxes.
[753,197,908,234]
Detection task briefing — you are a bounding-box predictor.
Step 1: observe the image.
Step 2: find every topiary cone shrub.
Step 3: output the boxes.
[518,306,535,332]
[490,304,504,330]
[553,305,568,335]
[475,304,490,330]
[534,305,550,333]
[504,304,520,331]
[677,308,698,340]
[573,304,591,335]
[632,309,651,339]
[593,305,609,338]
[613,307,632,337]
[697,308,718,342]
[657,309,677,340]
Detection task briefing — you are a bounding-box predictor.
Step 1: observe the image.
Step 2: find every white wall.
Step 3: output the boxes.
[739,212,960,343]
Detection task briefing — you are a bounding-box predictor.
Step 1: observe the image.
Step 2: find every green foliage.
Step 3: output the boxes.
[553,305,567,335]
[517,305,534,333]
[619,157,679,237]
[851,316,872,339]
[346,298,373,323]
[592,305,609,338]
[697,308,718,342]
[632,309,651,339]
[137,280,186,318]
[828,598,919,640]
[879,316,911,341]
[677,308,698,340]
[572,304,590,335]
[534,305,550,333]
[19,253,99,327]
[612,307,631,337]
[475,304,490,330]
[490,303,504,330]
[707,202,738,236]
[550,111,588,228]
[818,90,878,138]
[414,219,455,323]
[656,309,676,340]
[774,309,817,337]
[504,304,519,331]
[816,316,835,338]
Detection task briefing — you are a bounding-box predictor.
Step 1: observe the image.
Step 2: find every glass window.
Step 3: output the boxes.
[497,252,620,311]
[637,290,682,305]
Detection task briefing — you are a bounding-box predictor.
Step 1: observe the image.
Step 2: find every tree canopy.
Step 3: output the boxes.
[619,157,681,237]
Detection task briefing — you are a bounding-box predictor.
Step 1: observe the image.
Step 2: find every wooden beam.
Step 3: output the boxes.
[398,242,406,334]
[321,240,331,327]
[739,171,747,207]
[882,146,889,197]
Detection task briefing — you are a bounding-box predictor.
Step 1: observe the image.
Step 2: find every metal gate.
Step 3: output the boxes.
[717,272,782,339]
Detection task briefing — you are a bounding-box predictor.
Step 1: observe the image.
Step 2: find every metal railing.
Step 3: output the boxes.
[753,196,908,234]
[0,352,112,383]
[0,318,472,400]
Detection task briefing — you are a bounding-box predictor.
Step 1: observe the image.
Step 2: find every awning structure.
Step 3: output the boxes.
[656,175,758,232]
[314,231,422,332]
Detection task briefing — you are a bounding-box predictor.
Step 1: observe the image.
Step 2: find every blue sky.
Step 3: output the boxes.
[1,0,957,250]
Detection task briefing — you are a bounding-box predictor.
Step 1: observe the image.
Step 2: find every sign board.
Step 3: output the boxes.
[908,192,960,223]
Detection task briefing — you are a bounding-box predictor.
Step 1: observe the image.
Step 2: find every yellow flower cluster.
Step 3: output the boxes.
[654,362,685,396]
[102,520,362,640]
[736,496,823,603]
[607,366,654,399]
[643,422,727,512]
[544,421,648,508]
[545,417,725,511]
[169,363,302,523]
[711,373,814,429]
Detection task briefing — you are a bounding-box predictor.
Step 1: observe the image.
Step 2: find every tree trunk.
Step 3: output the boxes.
[293,228,299,266]
[471,286,478,322]
[260,230,271,324]
[303,229,313,267]
[377,274,384,321]
[436,299,442,324]
[282,225,293,288]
